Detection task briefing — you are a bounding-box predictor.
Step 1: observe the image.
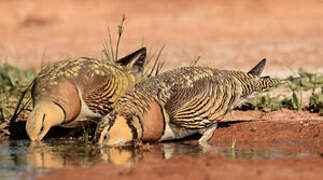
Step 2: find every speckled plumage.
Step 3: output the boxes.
[95,59,282,146]
[26,48,147,141]
[33,57,136,118]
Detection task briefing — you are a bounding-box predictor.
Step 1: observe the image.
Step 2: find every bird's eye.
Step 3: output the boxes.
[103,134,109,141]
[102,129,110,142]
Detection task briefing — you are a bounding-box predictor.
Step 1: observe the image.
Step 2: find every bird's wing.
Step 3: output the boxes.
[83,74,118,115]
[164,76,239,129]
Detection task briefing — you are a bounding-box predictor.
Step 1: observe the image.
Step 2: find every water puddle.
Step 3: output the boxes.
[0,139,310,180]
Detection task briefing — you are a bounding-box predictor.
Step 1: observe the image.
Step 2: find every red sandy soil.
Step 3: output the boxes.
[0,0,322,179]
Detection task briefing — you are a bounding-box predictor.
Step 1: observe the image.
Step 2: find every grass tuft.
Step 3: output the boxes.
[144,45,165,78]
[102,15,165,79]
[0,63,37,138]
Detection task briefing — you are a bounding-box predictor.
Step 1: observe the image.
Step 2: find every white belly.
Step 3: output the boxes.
[159,123,200,141]
[61,99,102,128]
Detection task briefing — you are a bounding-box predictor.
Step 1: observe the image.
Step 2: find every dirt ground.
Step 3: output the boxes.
[0,0,322,179]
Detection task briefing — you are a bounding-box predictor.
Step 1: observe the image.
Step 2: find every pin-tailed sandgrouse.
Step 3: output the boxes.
[95,59,282,146]
[26,47,147,141]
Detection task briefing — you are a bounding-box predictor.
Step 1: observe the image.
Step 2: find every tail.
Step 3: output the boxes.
[256,76,283,91]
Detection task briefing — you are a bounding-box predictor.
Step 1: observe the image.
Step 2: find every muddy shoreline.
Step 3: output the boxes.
[37,110,323,180]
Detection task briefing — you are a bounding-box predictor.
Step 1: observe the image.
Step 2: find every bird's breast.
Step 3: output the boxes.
[140,101,165,141]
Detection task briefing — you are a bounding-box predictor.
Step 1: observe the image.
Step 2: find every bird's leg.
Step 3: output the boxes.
[198,123,217,149]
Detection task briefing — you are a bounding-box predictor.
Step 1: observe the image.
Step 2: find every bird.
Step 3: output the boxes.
[26,47,147,141]
[95,58,282,147]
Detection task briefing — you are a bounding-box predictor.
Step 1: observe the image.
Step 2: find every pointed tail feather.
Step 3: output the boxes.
[257,76,302,91]
[256,76,283,90]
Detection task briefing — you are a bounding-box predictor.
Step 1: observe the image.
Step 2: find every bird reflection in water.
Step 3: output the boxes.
[1,138,210,180]
[19,140,207,170]
[99,142,207,165]
[26,141,66,171]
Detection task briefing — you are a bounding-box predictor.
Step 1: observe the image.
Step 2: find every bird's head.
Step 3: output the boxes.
[26,79,81,141]
[26,100,66,141]
[95,112,141,147]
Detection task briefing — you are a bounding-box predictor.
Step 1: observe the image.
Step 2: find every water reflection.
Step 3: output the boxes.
[0,139,310,180]
[0,140,101,180]
[221,147,310,160]
[27,142,66,170]
[100,147,140,165]
[99,143,206,165]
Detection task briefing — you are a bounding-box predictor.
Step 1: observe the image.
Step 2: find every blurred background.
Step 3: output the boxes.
[0,0,322,75]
